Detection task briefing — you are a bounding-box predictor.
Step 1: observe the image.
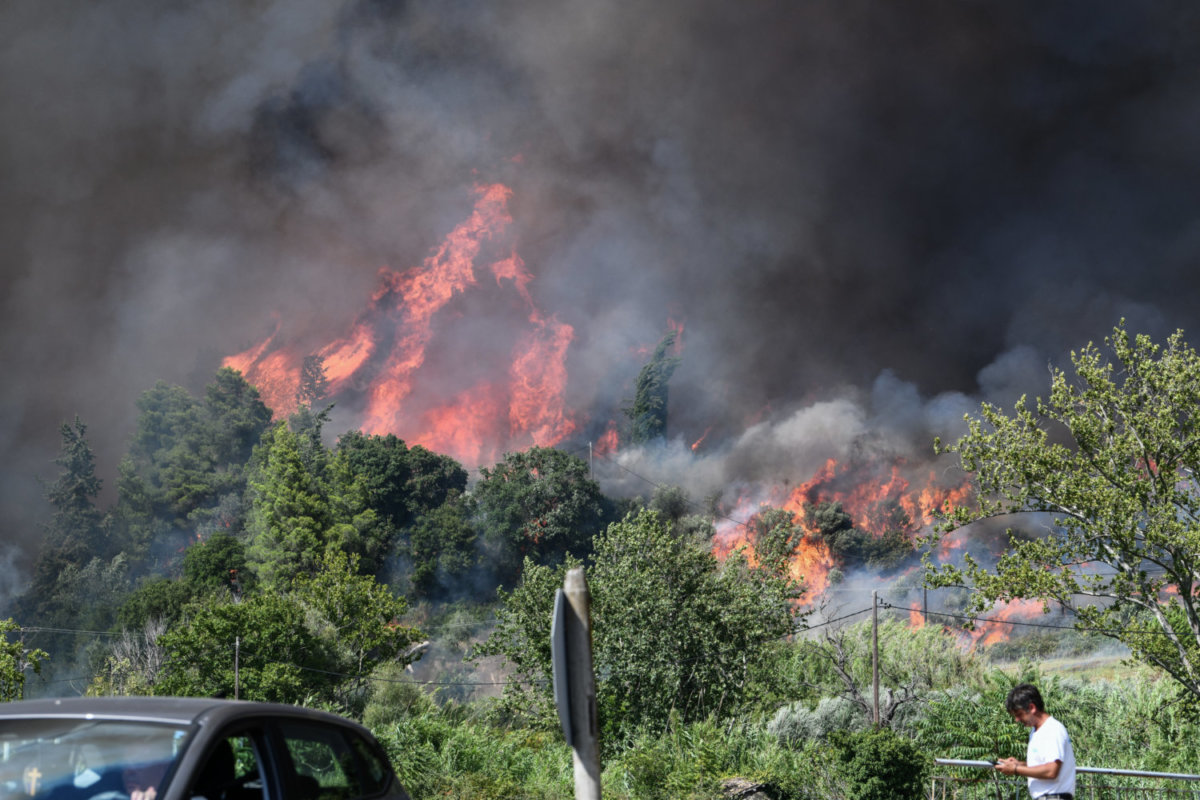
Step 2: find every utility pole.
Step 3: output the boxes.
[871,590,879,727]
[588,441,593,478]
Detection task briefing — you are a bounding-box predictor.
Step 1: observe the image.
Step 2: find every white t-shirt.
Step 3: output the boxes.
[1026,715,1075,798]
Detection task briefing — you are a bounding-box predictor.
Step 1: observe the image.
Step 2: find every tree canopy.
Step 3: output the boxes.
[155,549,418,712]
[476,509,799,741]
[928,322,1200,703]
[623,330,682,445]
[0,619,48,701]
[473,447,609,584]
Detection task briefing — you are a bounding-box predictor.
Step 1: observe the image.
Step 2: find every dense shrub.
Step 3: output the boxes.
[372,703,571,800]
[827,727,928,800]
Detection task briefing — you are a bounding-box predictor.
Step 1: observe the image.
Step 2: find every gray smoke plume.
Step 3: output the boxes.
[3,0,1200,594]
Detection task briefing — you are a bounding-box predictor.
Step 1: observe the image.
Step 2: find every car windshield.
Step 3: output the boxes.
[0,719,192,800]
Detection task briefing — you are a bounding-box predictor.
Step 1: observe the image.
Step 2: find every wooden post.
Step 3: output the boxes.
[871,590,879,726]
[563,568,601,799]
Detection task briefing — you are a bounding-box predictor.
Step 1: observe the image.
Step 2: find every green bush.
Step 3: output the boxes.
[827,727,928,800]
[603,715,816,800]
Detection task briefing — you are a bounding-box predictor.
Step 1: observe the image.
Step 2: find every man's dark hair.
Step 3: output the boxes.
[1006,683,1046,714]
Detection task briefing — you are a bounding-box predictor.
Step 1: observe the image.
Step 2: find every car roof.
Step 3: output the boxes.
[0,696,366,730]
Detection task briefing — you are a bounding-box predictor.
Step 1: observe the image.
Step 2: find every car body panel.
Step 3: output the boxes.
[0,697,411,800]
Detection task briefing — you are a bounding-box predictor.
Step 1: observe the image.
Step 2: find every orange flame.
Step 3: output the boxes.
[780,458,972,540]
[712,498,837,604]
[509,313,576,447]
[362,184,512,435]
[968,598,1046,647]
[223,183,578,467]
[712,456,974,606]
[415,382,505,467]
[595,422,619,456]
[909,602,925,630]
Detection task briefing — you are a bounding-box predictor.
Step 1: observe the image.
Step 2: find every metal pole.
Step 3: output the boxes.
[871,590,879,726]
[563,568,601,800]
[234,636,240,701]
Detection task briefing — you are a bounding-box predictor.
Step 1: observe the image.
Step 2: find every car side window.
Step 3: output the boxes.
[187,733,267,800]
[277,722,388,800]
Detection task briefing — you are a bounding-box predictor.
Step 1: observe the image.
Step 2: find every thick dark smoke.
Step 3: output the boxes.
[4,0,1200,587]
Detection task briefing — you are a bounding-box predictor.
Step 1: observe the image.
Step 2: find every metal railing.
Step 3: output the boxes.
[932,759,1200,800]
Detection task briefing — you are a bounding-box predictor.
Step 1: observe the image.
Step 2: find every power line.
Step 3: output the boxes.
[20,626,125,638]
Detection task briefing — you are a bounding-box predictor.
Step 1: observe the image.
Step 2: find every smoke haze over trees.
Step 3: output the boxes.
[5,1,1200,587]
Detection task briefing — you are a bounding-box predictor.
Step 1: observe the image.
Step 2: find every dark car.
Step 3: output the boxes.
[0,696,411,800]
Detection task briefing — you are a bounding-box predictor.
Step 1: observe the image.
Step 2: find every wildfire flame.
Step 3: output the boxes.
[594,422,619,456]
[224,183,995,629]
[712,456,974,606]
[909,602,925,630]
[223,183,576,467]
[967,598,1048,647]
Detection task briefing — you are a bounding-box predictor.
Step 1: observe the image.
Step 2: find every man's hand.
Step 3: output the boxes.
[994,757,1022,776]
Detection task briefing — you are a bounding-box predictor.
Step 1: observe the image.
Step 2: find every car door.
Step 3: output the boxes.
[270,719,408,800]
[183,724,274,800]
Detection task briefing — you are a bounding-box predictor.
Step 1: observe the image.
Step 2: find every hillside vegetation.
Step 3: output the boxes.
[4,352,1200,798]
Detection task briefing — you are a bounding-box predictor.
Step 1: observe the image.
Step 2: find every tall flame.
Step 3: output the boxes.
[361,184,513,436]
[222,183,577,467]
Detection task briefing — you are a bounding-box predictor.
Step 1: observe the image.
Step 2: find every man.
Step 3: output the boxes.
[995,683,1076,800]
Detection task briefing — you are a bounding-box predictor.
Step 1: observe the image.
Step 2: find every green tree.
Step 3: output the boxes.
[156,553,419,710]
[322,452,392,567]
[19,418,108,625]
[292,549,419,712]
[247,423,427,588]
[334,432,469,586]
[473,447,609,583]
[476,509,799,742]
[110,370,271,568]
[204,367,275,467]
[805,500,914,571]
[405,493,477,598]
[336,432,468,528]
[117,577,195,630]
[245,423,334,588]
[929,322,1200,703]
[46,417,105,556]
[910,668,1041,762]
[0,619,49,701]
[749,506,806,577]
[155,591,328,703]
[183,529,251,594]
[296,354,330,407]
[826,727,929,800]
[623,331,682,444]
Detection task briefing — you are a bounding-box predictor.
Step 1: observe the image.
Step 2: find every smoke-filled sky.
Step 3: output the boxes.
[4,0,1200,585]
